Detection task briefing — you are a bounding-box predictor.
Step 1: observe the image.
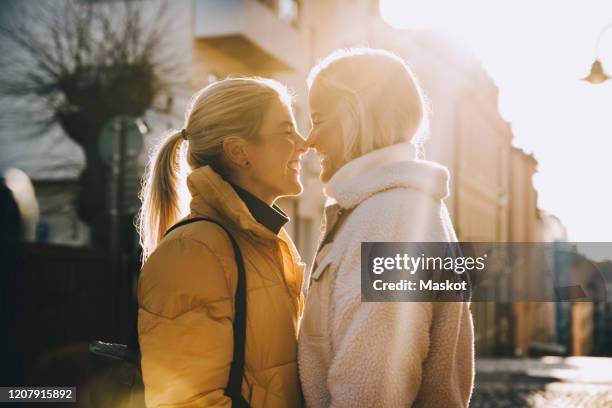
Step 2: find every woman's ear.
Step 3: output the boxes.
[222,136,250,169]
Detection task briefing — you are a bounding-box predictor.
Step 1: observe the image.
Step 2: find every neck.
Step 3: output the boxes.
[229,177,276,206]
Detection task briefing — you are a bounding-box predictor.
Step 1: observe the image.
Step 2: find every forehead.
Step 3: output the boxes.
[309,81,336,115]
[260,97,294,129]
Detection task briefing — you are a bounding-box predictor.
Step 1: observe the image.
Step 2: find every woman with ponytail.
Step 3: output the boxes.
[137,77,307,407]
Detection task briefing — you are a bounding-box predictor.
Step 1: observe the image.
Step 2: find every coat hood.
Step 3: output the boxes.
[324,142,451,209]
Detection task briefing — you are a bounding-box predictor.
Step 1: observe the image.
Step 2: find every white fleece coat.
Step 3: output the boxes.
[298,142,474,408]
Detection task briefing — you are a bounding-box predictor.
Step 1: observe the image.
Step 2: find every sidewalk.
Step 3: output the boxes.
[471,357,612,407]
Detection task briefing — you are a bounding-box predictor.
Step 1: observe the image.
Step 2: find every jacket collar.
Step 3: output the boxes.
[230,182,289,234]
[187,165,281,241]
[324,142,450,209]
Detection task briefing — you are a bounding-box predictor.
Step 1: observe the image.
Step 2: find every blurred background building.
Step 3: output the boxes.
[1,0,611,394]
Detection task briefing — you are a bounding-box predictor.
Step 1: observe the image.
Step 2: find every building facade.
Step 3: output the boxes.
[2,0,571,357]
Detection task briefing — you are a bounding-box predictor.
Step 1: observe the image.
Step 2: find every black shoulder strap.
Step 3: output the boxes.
[164,217,249,406]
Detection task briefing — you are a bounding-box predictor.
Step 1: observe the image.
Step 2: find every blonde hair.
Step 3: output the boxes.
[307,47,429,162]
[138,77,292,261]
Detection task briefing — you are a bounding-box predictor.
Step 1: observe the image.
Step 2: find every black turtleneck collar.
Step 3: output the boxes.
[230,183,289,235]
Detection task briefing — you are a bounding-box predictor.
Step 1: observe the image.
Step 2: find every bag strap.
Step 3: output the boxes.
[164,217,248,406]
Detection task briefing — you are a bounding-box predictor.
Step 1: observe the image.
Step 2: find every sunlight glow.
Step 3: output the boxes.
[380,0,612,242]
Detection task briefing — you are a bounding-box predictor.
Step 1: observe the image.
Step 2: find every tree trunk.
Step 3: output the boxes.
[59,116,111,247]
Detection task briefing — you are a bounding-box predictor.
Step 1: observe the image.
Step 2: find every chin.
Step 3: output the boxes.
[319,168,332,183]
[289,180,304,195]
[280,178,303,197]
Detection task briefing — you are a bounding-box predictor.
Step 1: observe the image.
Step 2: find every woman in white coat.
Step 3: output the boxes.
[299,48,474,407]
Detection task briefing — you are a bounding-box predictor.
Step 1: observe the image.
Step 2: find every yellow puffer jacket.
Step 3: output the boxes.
[138,165,305,407]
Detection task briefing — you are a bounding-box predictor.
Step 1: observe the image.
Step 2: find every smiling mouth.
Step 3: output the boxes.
[287,160,301,172]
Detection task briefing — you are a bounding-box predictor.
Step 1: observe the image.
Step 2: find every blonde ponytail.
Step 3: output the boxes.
[138,129,185,261]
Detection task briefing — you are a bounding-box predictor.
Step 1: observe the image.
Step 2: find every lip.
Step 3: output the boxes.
[287,159,301,172]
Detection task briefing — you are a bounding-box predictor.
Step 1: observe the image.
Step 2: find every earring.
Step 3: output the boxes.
[245,161,250,167]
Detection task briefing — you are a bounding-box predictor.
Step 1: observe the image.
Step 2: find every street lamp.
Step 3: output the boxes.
[583,22,612,84]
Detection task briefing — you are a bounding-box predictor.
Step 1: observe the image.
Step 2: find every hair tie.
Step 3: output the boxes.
[181,128,188,140]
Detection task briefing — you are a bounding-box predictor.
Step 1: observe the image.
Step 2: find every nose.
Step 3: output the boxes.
[296,137,309,156]
[293,130,309,156]
[305,129,317,149]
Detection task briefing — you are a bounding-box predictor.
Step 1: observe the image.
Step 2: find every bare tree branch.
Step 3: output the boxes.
[0,0,179,134]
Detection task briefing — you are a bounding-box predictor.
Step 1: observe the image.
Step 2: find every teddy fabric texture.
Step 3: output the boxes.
[138,165,305,408]
[298,142,474,408]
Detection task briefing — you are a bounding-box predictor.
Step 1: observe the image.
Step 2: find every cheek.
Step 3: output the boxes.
[249,146,272,174]
[328,121,344,158]
[332,134,344,157]
[257,141,291,174]
[272,140,290,163]
[250,152,263,167]
[319,128,340,157]
[312,127,329,150]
